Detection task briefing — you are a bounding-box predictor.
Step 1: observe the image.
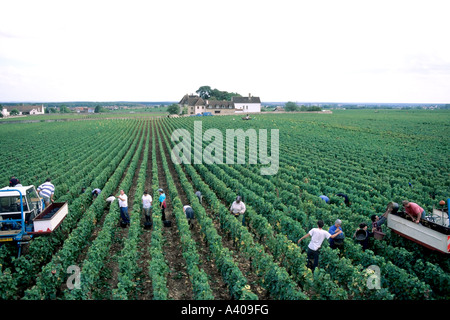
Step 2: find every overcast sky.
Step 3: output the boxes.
[1,0,449,103]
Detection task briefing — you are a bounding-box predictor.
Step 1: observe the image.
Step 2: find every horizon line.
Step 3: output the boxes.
[0,100,448,105]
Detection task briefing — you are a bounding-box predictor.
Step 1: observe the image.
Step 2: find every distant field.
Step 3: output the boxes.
[0,109,449,300]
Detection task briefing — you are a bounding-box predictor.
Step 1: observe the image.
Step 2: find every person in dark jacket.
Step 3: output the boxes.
[9,176,20,187]
[354,223,369,251]
[336,193,350,206]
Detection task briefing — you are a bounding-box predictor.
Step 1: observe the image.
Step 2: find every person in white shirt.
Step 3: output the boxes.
[106,194,116,203]
[142,190,153,225]
[229,196,246,225]
[37,178,55,206]
[117,190,130,226]
[297,220,343,271]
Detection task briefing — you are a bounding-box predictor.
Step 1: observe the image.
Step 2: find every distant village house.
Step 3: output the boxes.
[74,107,95,113]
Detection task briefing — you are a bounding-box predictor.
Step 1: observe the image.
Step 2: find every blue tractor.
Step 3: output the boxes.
[0,186,68,256]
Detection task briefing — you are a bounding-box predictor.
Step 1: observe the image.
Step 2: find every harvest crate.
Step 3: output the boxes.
[32,202,68,233]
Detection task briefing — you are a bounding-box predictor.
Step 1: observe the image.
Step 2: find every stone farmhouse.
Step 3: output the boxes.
[179,93,261,115]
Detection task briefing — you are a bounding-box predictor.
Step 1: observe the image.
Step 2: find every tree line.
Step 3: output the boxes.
[284,101,322,112]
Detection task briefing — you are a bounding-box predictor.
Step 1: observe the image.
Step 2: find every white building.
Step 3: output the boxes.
[1,104,45,117]
[232,94,261,113]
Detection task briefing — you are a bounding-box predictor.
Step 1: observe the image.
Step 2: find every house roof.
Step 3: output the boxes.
[232,96,261,104]
[193,98,206,106]
[206,100,235,109]
[179,94,206,106]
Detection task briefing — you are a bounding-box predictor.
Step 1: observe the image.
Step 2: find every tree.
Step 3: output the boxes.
[10,108,20,116]
[95,105,102,113]
[167,103,180,115]
[60,105,70,113]
[196,86,212,99]
[196,85,242,101]
[285,101,299,112]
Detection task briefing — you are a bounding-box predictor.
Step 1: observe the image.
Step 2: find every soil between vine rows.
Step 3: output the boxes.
[157,125,268,300]
[155,129,194,300]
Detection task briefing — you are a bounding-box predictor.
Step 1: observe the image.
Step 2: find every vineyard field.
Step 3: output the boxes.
[0,109,449,301]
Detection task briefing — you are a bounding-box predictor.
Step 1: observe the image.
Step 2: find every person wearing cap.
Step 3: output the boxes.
[230,196,246,225]
[402,200,426,224]
[328,219,344,249]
